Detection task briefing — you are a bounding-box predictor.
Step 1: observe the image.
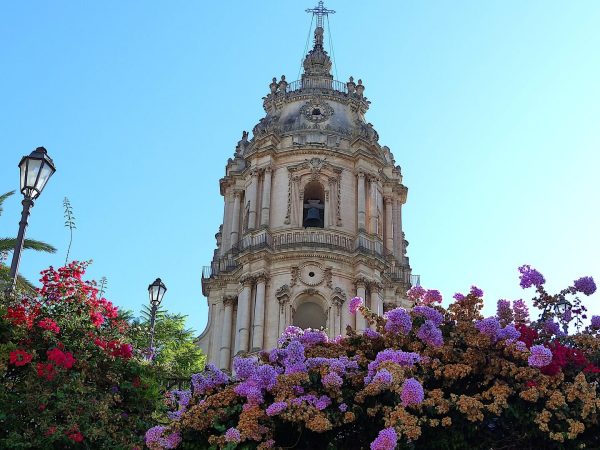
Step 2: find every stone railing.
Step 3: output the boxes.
[285,78,348,94]
[271,229,354,252]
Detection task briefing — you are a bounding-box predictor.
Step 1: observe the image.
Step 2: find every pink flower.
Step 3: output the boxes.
[224,427,241,443]
[349,297,363,314]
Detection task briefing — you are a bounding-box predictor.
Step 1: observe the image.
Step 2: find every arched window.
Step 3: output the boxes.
[293,300,327,330]
[303,181,325,228]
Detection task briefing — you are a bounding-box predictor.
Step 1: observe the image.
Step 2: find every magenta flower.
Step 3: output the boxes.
[407,285,426,302]
[400,378,424,406]
[145,426,182,450]
[574,276,596,296]
[349,296,364,314]
[453,292,465,301]
[370,427,397,450]
[528,345,553,368]
[422,289,442,305]
[518,265,546,289]
[322,372,343,388]
[513,299,530,324]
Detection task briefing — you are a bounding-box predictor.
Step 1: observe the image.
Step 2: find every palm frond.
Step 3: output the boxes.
[0,264,37,293]
[0,190,15,216]
[23,239,57,253]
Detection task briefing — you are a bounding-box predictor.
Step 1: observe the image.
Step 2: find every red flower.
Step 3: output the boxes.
[515,324,538,348]
[66,428,84,443]
[45,426,57,436]
[5,302,40,329]
[39,404,46,411]
[47,348,76,369]
[38,318,60,334]
[526,380,537,387]
[90,311,105,328]
[9,349,33,366]
[132,377,141,388]
[36,362,56,381]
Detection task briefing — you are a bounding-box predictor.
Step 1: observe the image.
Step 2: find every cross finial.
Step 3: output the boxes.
[306,1,335,30]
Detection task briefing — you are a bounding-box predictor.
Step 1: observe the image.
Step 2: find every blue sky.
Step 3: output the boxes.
[1,1,599,333]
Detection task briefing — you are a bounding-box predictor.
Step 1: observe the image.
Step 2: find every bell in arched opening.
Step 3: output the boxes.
[303,199,324,228]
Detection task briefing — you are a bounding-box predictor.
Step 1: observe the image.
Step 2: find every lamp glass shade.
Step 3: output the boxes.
[19,147,56,200]
[148,278,167,307]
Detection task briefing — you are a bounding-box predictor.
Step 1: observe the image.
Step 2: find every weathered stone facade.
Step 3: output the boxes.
[198,24,417,370]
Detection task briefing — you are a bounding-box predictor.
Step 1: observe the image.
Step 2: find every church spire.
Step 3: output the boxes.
[302,1,335,83]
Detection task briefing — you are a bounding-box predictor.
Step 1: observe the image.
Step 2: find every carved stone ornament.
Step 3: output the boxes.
[300,98,334,123]
[330,287,346,307]
[275,285,290,305]
[299,263,324,287]
[290,266,299,287]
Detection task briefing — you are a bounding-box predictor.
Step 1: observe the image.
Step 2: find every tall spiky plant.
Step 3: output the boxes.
[98,276,108,297]
[63,197,76,265]
[0,190,56,291]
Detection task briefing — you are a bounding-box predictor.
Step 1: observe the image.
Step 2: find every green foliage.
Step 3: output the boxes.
[129,305,205,381]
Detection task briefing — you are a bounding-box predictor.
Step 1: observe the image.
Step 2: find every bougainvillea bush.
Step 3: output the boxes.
[0,261,160,449]
[147,267,600,450]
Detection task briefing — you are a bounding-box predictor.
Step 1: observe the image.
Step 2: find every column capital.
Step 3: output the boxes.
[384,196,393,205]
[355,276,369,288]
[249,168,260,178]
[223,295,237,307]
[240,274,255,287]
[356,169,366,178]
[255,272,270,284]
[368,281,384,292]
[263,165,273,174]
[233,189,243,199]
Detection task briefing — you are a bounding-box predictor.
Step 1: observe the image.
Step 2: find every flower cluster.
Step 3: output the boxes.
[146,266,599,450]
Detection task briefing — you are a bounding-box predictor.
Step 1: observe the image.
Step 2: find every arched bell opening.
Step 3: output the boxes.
[293,294,327,330]
[303,181,325,228]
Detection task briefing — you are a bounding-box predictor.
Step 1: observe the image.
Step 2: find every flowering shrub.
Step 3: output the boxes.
[147,267,600,449]
[0,261,159,448]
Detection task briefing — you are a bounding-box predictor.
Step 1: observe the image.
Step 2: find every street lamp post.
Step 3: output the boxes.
[147,277,167,359]
[7,147,56,293]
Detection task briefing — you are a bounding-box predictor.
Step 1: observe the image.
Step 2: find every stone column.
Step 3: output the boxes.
[219,297,235,370]
[260,167,272,227]
[355,279,367,331]
[384,196,393,252]
[369,176,378,234]
[221,191,232,254]
[247,169,259,230]
[341,297,353,334]
[234,276,253,354]
[397,202,404,260]
[371,283,383,317]
[251,274,267,351]
[357,171,366,231]
[230,190,242,246]
[392,197,400,258]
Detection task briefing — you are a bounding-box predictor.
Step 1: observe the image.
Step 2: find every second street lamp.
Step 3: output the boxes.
[147,277,167,360]
[8,147,56,292]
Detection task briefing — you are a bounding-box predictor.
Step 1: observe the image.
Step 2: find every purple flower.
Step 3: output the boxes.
[283,340,306,375]
[299,329,328,347]
[412,305,443,326]
[407,285,426,302]
[349,296,364,314]
[514,340,528,352]
[422,289,442,305]
[518,265,545,289]
[475,317,500,341]
[265,401,287,416]
[370,427,397,450]
[225,427,241,443]
[278,325,304,345]
[528,345,553,368]
[416,320,444,347]
[470,285,484,298]
[496,299,514,325]
[400,378,424,406]
[366,350,420,383]
[513,299,530,324]
[371,369,393,386]
[191,364,229,395]
[363,328,381,339]
[315,395,332,410]
[497,324,520,342]
[145,426,182,450]
[453,292,465,302]
[167,389,192,420]
[591,315,600,329]
[322,371,344,388]
[542,319,561,336]
[384,307,412,334]
[339,403,347,412]
[574,276,596,296]
[233,356,259,380]
[562,309,572,323]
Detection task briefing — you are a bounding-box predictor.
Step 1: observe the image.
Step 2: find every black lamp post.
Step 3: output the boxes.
[8,147,56,292]
[147,277,167,358]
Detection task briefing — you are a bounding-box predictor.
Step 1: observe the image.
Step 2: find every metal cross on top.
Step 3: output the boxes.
[306,1,335,29]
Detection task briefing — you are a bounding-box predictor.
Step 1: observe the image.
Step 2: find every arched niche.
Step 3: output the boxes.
[302,180,325,228]
[292,292,327,330]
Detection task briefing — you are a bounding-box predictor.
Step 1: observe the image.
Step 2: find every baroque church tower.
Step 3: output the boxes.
[199,3,418,370]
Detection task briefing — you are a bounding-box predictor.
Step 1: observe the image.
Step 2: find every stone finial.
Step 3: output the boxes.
[278,75,288,94]
[347,76,356,94]
[356,79,365,97]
